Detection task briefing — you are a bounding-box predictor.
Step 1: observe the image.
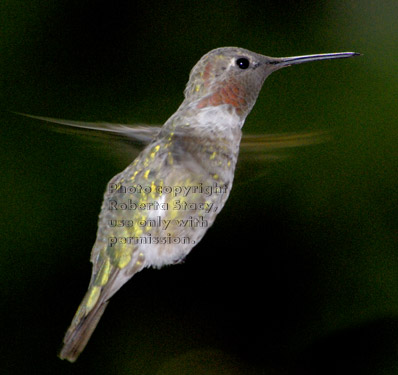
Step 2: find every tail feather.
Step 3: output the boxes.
[59,296,109,362]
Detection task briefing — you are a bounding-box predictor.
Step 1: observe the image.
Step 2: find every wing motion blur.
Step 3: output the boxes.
[15,112,330,163]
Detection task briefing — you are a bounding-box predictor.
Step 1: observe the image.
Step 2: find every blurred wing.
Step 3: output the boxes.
[240,130,330,160]
[14,112,161,143]
[235,130,331,185]
[14,112,330,166]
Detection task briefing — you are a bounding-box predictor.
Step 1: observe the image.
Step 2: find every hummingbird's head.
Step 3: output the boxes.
[183,47,359,120]
[183,47,281,119]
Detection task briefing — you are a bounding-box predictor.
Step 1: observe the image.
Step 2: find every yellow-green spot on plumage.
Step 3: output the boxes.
[167,152,174,165]
[144,169,150,180]
[85,286,101,314]
[72,305,85,325]
[150,145,160,159]
[213,174,219,180]
[108,243,132,269]
[130,170,139,181]
[150,181,158,199]
[209,151,216,160]
[195,84,201,92]
[94,258,111,286]
[136,252,144,267]
[118,253,131,269]
[139,191,148,205]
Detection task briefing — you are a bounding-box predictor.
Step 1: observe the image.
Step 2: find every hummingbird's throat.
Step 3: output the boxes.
[196,83,247,115]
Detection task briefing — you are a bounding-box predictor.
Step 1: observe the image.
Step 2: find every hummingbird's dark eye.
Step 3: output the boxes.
[236,58,250,69]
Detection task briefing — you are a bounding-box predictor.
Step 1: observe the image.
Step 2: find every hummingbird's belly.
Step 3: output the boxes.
[141,181,230,266]
[97,154,233,270]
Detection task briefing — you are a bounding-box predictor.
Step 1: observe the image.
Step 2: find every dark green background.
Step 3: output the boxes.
[1,1,397,374]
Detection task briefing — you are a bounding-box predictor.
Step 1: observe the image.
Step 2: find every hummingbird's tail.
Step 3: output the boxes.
[59,289,109,363]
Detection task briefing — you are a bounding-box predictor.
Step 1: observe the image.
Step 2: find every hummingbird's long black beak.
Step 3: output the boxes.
[270,52,361,68]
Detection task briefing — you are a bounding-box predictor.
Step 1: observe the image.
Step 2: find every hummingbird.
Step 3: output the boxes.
[34,46,359,362]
